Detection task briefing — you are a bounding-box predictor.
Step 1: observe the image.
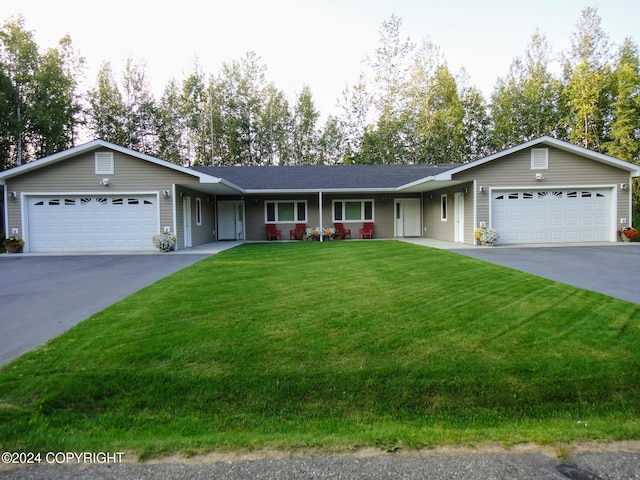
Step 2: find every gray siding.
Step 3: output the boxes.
[453,146,632,234]
[5,149,201,248]
[423,183,475,243]
[175,187,216,249]
[239,193,410,240]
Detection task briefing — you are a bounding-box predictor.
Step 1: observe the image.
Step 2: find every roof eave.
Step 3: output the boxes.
[440,136,640,177]
[0,139,220,182]
[242,187,400,194]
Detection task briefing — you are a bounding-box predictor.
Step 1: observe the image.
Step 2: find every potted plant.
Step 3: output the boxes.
[3,236,25,253]
[619,227,639,242]
[475,226,499,246]
[152,232,177,252]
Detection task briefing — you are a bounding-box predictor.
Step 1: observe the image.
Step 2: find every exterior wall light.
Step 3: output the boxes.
[535,173,544,181]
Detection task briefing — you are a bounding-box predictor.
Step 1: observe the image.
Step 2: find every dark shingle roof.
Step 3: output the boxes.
[191,164,458,191]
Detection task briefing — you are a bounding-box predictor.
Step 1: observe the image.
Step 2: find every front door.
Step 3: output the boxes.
[183,196,192,248]
[454,192,465,243]
[395,198,421,237]
[218,201,245,240]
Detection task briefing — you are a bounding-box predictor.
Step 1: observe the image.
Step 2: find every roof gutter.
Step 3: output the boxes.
[242,187,400,194]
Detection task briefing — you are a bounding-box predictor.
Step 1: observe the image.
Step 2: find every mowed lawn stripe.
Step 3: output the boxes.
[0,241,639,456]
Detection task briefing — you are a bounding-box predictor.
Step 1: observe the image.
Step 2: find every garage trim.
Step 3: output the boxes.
[21,191,161,253]
[489,184,617,244]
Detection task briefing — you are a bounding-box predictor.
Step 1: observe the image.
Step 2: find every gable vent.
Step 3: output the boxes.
[531,148,548,170]
[95,152,114,175]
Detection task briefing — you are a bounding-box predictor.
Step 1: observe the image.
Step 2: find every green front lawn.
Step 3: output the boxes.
[1,241,639,458]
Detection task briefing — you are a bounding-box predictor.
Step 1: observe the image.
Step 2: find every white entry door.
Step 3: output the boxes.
[395,198,421,237]
[217,201,245,240]
[183,196,192,248]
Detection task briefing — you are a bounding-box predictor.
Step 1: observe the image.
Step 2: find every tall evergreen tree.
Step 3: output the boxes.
[259,82,291,165]
[214,51,266,165]
[0,16,82,167]
[562,7,612,150]
[120,58,157,154]
[155,78,187,164]
[0,16,37,166]
[30,36,84,158]
[318,115,345,165]
[459,80,491,161]
[602,38,640,162]
[87,62,128,146]
[338,73,371,160]
[491,30,563,150]
[292,85,320,164]
[422,64,464,163]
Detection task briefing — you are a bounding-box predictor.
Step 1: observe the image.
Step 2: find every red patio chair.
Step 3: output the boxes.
[266,224,282,241]
[358,222,374,239]
[289,223,307,240]
[333,223,351,240]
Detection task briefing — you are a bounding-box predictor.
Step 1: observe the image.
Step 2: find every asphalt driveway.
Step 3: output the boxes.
[450,244,640,305]
[0,254,209,366]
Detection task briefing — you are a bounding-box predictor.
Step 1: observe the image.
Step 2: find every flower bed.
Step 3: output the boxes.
[620,227,639,242]
[305,227,337,240]
[2,236,25,253]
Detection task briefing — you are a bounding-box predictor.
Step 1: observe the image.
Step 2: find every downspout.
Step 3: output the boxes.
[420,192,424,237]
[213,194,217,241]
[319,191,323,242]
[171,184,178,250]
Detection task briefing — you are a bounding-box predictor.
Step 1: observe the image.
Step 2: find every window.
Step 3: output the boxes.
[440,195,447,221]
[332,200,374,222]
[531,148,548,170]
[196,198,202,226]
[265,201,307,223]
[95,152,114,175]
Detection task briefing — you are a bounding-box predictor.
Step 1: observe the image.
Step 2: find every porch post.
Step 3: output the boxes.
[319,191,323,242]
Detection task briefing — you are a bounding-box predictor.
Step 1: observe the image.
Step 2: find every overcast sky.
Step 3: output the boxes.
[7,0,640,120]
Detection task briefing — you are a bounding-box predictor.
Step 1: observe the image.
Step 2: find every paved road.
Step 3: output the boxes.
[0,254,208,366]
[1,447,639,479]
[450,244,640,305]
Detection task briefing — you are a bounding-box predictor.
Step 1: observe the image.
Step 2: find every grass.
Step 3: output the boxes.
[0,241,639,458]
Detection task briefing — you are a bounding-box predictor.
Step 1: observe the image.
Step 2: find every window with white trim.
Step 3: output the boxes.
[95,152,114,174]
[332,200,374,222]
[441,194,448,221]
[531,148,548,170]
[265,201,307,223]
[196,198,202,226]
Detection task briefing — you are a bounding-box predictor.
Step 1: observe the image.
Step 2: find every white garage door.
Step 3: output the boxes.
[492,188,612,244]
[27,195,159,252]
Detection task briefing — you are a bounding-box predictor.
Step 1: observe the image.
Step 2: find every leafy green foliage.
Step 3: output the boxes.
[2,9,639,168]
[1,242,639,456]
[0,15,83,168]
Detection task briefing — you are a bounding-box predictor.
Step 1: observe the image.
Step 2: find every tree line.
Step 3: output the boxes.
[0,7,638,172]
